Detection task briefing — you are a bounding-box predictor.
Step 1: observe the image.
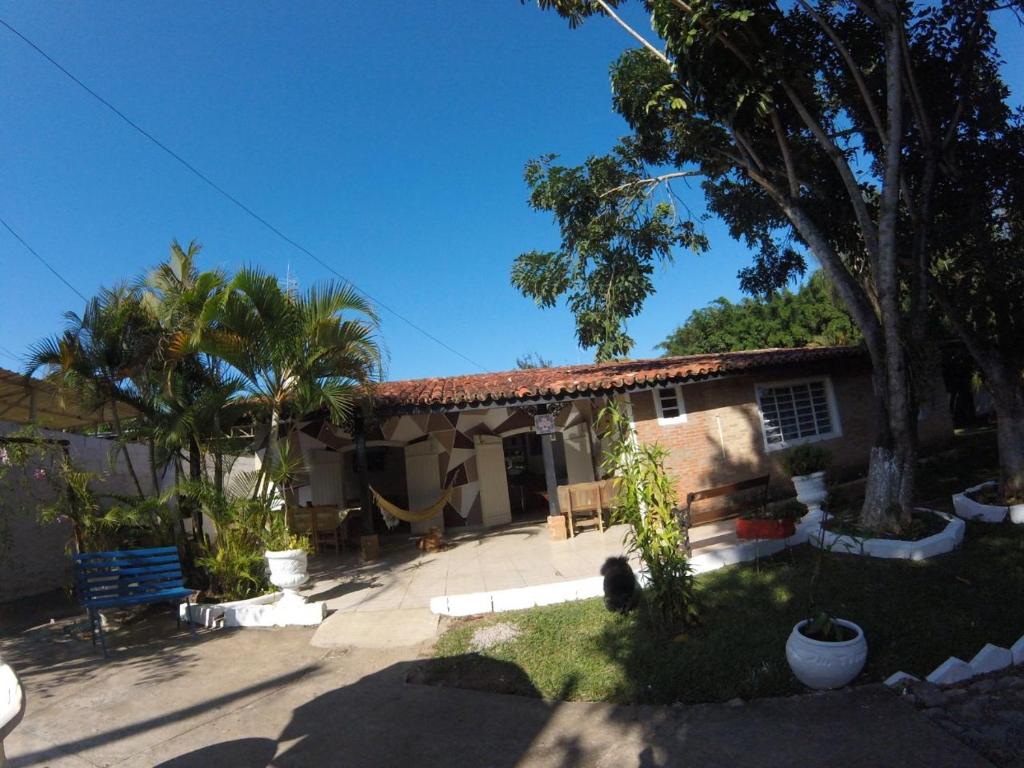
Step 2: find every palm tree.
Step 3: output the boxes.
[27,285,160,496]
[206,267,382,482]
[143,240,245,491]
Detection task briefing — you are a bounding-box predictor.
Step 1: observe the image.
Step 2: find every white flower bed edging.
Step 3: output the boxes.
[885,633,1024,689]
[180,591,325,628]
[0,661,26,767]
[807,509,964,561]
[952,480,1024,524]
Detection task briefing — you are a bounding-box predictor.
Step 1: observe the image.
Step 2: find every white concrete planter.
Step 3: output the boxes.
[180,591,282,628]
[265,549,309,601]
[0,661,26,768]
[180,590,325,628]
[952,480,1024,524]
[808,509,964,561]
[792,471,827,515]
[786,618,867,690]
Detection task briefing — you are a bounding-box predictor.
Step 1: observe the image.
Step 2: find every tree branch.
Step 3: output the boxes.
[744,164,884,361]
[595,0,671,66]
[779,80,880,260]
[770,110,799,198]
[797,0,886,140]
[599,171,702,198]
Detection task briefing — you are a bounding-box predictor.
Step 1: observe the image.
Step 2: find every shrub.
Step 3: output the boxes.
[743,499,806,521]
[782,444,831,477]
[177,479,275,601]
[598,402,698,631]
[0,428,175,553]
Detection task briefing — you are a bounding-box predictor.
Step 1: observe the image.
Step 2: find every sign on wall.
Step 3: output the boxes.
[533,413,556,435]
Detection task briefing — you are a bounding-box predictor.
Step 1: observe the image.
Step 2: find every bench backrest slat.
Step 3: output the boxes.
[73,547,186,602]
[686,475,771,505]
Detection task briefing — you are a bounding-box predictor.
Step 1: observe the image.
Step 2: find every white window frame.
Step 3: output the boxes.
[754,375,842,452]
[653,384,688,426]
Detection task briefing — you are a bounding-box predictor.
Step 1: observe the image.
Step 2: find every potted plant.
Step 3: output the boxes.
[786,523,867,690]
[735,499,803,540]
[783,444,831,515]
[786,611,867,690]
[263,514,312,606]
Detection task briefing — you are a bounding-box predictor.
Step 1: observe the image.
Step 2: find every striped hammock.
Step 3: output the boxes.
[370,486,451,529]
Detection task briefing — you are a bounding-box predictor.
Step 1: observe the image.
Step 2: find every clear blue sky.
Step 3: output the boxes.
[1,3,1022,381]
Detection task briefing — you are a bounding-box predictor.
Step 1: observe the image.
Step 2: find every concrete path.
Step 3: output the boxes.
[310,608,441,649]
[1,615,995,768]
[304,519,737,646]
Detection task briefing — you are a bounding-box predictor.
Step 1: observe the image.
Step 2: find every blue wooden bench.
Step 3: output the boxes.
[73,546,196,657]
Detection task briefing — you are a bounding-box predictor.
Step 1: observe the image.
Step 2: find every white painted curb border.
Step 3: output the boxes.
[431,511,824,617]
[808,509,964,561]
[953,480,1009,523]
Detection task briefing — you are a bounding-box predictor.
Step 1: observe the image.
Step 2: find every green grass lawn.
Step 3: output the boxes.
[419,431,1024,705]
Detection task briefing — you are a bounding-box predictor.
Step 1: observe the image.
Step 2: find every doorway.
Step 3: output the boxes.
[502,431,567,520]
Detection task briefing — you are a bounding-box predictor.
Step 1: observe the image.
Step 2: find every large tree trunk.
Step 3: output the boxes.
[188,435,203,544]
[861,14,915,532]
[991,385,1024,500]
[860,446,904,532]
[858,345,915,532]
[213,411,224,494]
[109,398,144,498]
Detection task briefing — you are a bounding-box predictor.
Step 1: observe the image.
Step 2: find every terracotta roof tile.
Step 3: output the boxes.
[372,345,864,411]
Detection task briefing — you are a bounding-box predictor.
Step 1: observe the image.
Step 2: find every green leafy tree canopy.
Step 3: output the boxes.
[658,270,859,356]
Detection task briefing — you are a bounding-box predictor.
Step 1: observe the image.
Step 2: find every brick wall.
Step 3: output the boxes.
[629,359,953,510]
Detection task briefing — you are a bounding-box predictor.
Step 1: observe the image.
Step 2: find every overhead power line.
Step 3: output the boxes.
[0,215,89,302]
[0,17,489,374]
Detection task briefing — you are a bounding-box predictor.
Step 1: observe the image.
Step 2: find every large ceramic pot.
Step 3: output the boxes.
[0,660,26,768]
[792,471,827,515]
[786,618,867,690]
[265,549,309,605]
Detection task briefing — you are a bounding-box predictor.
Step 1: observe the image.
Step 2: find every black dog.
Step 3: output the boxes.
[601,556,638,614]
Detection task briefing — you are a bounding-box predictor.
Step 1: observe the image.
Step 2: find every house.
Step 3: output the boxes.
[292,346,953,534]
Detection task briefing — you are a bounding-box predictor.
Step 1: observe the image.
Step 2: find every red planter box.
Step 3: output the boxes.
[736,518,796,540]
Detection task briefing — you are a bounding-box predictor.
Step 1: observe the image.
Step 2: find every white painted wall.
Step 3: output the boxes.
[475,434,511,527]
[308,449,345,506]
[405,437,445,533]
[562,422,596,485]
[0,421,170,602]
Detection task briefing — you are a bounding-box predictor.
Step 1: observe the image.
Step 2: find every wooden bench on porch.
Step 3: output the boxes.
[684,475,771,530]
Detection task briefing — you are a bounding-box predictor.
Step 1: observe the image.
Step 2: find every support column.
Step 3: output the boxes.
[353,414,379,561]
[541,433,560,516]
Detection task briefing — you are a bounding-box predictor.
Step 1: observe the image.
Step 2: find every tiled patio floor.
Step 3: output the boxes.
[303,519,737,615]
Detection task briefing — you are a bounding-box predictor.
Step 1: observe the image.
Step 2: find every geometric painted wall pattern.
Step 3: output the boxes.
[298,403,591,525]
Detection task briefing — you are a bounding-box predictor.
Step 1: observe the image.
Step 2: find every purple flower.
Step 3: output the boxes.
[33,468,47,481]
[0,447,8,465]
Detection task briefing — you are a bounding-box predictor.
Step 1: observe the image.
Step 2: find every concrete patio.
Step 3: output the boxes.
[0,607,995,768]
[304,519,736,614]
[301,519,739,648]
